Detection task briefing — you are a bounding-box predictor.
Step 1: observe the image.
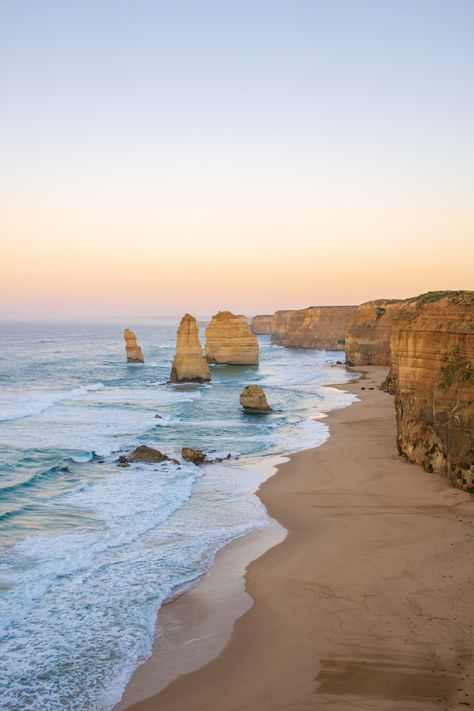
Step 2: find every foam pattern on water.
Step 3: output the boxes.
[0,322,356,710]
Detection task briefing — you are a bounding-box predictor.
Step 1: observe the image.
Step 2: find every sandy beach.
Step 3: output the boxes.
[120,366,474,711]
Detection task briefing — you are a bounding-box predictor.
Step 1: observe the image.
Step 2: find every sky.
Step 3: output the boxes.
[1,0,473,320]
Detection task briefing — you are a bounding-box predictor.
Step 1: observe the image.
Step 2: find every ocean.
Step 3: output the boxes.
[0,320,356,710]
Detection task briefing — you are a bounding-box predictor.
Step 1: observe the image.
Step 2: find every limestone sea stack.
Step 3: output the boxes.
[240,384,273,413]
[170,314,211,383]
[124,329,144,363]
[345,299,405,366]
[271,306,355,350]
[388,291,474,491]
[205,311,259,365]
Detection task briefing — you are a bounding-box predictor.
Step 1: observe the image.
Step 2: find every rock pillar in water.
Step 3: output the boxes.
[124,329,144,363]
[170,314,211,383]
[205,311,259,365]
[240,384,273,413]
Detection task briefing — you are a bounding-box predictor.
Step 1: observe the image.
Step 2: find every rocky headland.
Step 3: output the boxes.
[205,311,259,365]
[270,306,355,350]
[385,291,474,491]
[170,314,211,383]
[124,329,144,363]
[250,315,273,335]
[345,299,405,365]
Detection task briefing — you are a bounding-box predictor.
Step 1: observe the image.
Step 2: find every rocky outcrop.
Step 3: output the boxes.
[388,291,474,491]
[250,315,273,335]
[127,445,169,463]
[205,311,259,365]
[170,314,211,383]
[240,384,273,413]
[345,300,405,365]
[124,329,144,363]
[182,447,206,464]
[271,306,355,350]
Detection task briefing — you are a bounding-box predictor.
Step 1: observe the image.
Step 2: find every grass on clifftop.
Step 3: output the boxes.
[413,290,474,309]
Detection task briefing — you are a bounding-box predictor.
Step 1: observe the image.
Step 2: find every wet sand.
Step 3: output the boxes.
[120,366,474,710]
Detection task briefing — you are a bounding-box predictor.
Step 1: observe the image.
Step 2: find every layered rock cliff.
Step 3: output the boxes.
[388,291,474,491]
[250,315,273,335]
[170,314,211,383]
[271,306,355,350]
[205,311,259,365]
[345,300,404,366]
[124,329,144,363]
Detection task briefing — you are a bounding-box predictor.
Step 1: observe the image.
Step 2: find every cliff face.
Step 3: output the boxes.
[250,315,273,335]
[345,300,404,365]
[205,311,259,365]
[389,292,474,491]
[124,329,144,363]
[271,306,355,350]
[170,314,211,382]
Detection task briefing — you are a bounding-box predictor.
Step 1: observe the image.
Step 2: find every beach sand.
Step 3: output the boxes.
[119,366,474,710]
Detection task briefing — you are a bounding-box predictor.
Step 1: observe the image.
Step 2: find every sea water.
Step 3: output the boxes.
[0,320,356,710]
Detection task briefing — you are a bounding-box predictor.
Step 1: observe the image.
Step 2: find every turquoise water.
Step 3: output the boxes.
[0,321,355,710]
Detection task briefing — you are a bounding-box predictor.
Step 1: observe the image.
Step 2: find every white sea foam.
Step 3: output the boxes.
[0,383,105,422]
[0,325,357,711]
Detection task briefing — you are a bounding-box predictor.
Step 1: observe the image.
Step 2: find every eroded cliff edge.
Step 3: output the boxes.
[345,300,404,366]
[387,291,474,491]
[271,306,355,350]
[250,315,273,335]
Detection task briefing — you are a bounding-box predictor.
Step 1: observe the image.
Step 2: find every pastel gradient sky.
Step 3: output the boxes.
[1,0,473,320]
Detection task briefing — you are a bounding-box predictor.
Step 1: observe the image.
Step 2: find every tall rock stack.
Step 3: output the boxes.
[345,299,405,366]
[388,291,474,491]
[124,329,144,363]
[170,314,211,383]
[205,311,259,365]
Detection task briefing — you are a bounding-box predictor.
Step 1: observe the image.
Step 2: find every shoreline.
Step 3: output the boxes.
[115,454,288,710]
[116,368,356,710]
[119,366,474,710]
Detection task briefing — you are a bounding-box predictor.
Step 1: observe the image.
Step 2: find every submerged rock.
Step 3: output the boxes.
[182,447,206,464]
[205,311,259,365]
[170,314,211,383]
[124,328,144,363]
[239,384,273,413]
[127,445,169,463]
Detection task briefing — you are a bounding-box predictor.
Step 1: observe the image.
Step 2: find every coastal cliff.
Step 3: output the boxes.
[271,306,355,350]
[250,315,273,335]
[124,329,144,363]
[205,311,259,365]
[170,314,211,382]
[388,292,474,490]
[345,299,404,365]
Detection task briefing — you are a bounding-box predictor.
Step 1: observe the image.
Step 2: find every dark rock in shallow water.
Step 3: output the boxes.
[127,445,169,463]
[182,447,206,464]
[117,456,130,468]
